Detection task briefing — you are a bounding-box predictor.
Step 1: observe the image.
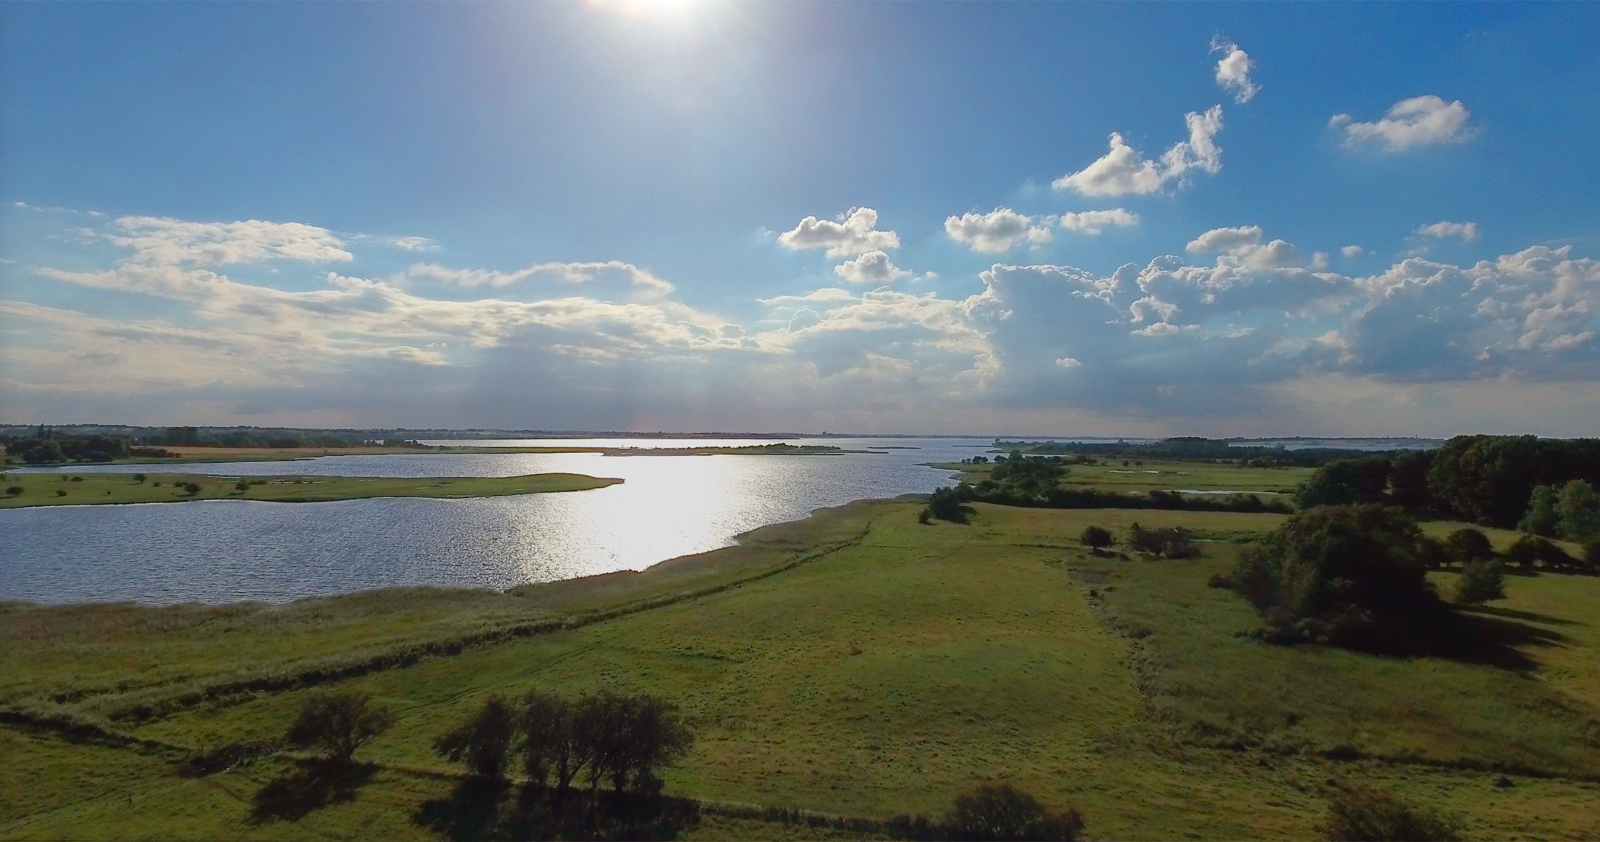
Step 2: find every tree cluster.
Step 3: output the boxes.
[1518,479,1600,542]
[1126,523,1199,558]
[2,432,134,464]
[435,690,694,798]
[1218,505,1446,652]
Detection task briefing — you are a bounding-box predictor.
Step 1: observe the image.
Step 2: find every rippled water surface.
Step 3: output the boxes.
[0,437,993,605]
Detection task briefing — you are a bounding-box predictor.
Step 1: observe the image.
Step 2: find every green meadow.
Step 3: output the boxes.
[0,472,619,509]
[4,499,1599,840]
[930,457,1314,496]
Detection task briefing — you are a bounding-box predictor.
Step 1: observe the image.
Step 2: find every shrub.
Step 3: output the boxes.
[235,481,249,492]
[1080,526,1114,551]
[56,490,67,497]
[1323,785,1462,841]
[1444,528,1494,566]
[286,691,394,763]
[1222,505,1443,651]
[941,783,1085,841]
[925,487,976,524]
[182,482,201,495]
[3,486,20,496]
[918,509,932,525]
[434,694,517,779]
[1535,538,1576,571]
[1586,541,1600,572]
[132,473,146,483]
[1454,560,1506,604]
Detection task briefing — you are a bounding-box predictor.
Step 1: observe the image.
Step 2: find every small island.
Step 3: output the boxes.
[0,472,621,508]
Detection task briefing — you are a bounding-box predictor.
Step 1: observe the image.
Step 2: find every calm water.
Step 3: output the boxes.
[0,437,993,605]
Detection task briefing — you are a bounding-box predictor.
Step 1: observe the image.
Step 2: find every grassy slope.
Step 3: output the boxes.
[5,503,1600,840]
[0,472,619,509]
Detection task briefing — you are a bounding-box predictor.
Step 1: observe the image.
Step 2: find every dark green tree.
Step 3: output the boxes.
[1080,526,1114,552]
[286,691,394,764]
[1294,458,1392,509]
[1518,484,1561,537]
[1454,560,1506,604]
[1444,528,1495,567]
[435,695,517,779]
[1556,479,1600,541]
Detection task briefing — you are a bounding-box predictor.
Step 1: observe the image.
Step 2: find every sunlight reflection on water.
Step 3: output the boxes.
[0,437,992,604]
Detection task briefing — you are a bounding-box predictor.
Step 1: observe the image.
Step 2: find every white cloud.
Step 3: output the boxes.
[944,209,1054,253]
[1331,95,1475,151]
[391,236,438,252]
[833,250,911,284]
[1055,357,1082,369]
[1058,209,1139,235]
[405,260,676,297]
[1311,251,1331,271]
[1341,245,1365,258]
[106,216,354,266]
[777,207,900,258]
[1187,226,1263,254]
[1054,106,1224,197]
[1210,36,1260,104]
[1413,221,1480,243]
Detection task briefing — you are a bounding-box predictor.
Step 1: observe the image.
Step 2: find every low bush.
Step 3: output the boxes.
[1445,528,1494,566]
[1080,525,1114,551]
[886,784,1085,841]
[1323,784,1462,841]
[1127,523,1199,559]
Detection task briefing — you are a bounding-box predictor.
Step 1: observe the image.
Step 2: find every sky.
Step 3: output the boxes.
[2,1,1599,437]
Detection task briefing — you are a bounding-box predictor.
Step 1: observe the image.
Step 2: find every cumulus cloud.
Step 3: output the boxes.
[1187,226,1263,254]
[833,251,911,284]
[1059,209,1139,235]
[1414,221,1481,242]
[1053,106,1224,197]
[777,207,900,258]
[1330,95,1476,151]
[944,209,1054,253]
[1210,36,1260,104]
[1341,245,1365,258]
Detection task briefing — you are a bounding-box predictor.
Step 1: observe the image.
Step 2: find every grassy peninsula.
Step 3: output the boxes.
[0,472,620,508]
[4,500,1599,840]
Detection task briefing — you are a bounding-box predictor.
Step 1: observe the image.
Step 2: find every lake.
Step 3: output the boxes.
[0,437,993,605]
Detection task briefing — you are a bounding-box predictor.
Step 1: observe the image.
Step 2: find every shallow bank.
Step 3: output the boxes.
[0,472,620,509]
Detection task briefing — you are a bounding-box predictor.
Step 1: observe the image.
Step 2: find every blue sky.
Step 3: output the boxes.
[3,2,1599,435]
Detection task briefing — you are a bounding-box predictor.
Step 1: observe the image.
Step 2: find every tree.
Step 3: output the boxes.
[519,690,587,793]
[1454,560,1506,604]
[1388,452,1434,514]
[286,691,394,763]
[925,487,976,524]
[1556,479,1600,541]
[1222,505,1442,651]
[573,692,693,798]
[1416,537,1451,571]
[1080,526,1114,552]
[1294,458,1391,509]
[1324,785,1462,841]
[4,486,21,496]
[1444,528,1494,567]
[435,695,518,779]
[941,783,1085,841]
[1504,536,1540,571]
[1518,485,1561,537]
[1584,541,1600,572]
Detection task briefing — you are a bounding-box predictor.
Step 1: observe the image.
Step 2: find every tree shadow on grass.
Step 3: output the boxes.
[250,760,376,824]
[414,781,698,841]
[1460,604,1587,628]
[1426,611,1573,672]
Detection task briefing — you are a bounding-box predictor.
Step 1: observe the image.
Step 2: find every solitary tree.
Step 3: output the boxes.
[1518,485,1562,537]
[435,695,518,779]
[1081,526,1114,552]
[286,691,394,764]
[1444,528,1495,567]
[1556,480,1600,542]
[1454,560,1506,604]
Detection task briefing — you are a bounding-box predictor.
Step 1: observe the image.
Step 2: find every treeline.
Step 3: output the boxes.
[993,437,1420,468]
[1296,435,1600,532]
[0,430,171,464]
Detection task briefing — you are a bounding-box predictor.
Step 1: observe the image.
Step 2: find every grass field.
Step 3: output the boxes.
[4,502,1599,840]
[931,458,1313,496]
[0,472,620,509]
